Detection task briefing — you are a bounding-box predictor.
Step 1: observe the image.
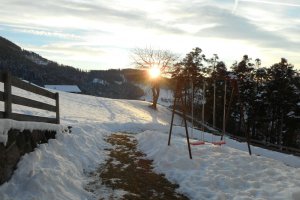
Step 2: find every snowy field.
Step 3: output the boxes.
[0,88,300,200]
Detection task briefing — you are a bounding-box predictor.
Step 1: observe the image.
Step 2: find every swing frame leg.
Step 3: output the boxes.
[168,96,192,159]
[180,96,192,159]
[168,98,177,146]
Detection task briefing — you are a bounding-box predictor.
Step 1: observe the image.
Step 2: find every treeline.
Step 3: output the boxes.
[0,36,88,86]
[0,36,144,99]
[170,47,300,148]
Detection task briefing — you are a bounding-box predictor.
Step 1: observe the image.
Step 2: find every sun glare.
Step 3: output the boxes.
[149,67,161,79]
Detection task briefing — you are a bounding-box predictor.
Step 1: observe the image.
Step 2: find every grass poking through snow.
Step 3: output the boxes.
[87,133,189,200]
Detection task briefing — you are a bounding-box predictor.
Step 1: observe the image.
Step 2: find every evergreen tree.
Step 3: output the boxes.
[252,64,268,140]
[230,55,256,136]
[266,58,299,146]
[171,47,206,113]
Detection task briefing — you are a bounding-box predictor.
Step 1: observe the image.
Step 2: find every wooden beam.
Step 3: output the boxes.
[11,113,56,124]
[0,71,59,123]
[11,94,56,112]
[0,72,3,83]
[0,91,4,102]
[180,95,192,159]
[4,72,12,118]
[55,93,60,124]
[11,77,55,99]
[168,97,176,146]
[0,111,4,118]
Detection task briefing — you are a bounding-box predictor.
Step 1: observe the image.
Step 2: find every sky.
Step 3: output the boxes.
[0,0,299,70]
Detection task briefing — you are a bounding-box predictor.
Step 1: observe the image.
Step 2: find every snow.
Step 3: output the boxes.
[287,111,295,116]
[1,88,300,199]
[228,73,238,79]
[92,78,109,85]
[44,85,81,93]
[0,119,65,145]
[114,81,122,85]
[25,54,49,66]
[137,131,300,200]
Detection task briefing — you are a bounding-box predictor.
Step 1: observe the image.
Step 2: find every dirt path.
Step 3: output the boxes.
[86,133,189,200]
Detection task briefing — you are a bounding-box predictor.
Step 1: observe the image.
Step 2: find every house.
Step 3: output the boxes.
[44,85,81,93]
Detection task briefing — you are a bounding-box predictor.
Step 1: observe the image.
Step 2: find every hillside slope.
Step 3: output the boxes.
[0,90,299,200]
[0,36,145,99]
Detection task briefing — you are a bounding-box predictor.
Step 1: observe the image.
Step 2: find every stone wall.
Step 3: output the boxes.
[0,129,57,184]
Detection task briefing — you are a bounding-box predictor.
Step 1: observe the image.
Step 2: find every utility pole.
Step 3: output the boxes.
[202,82,205,131]
[222,80,227,139]
[212,55,217,129]
[213,80,216,129]
[191,78,194,138]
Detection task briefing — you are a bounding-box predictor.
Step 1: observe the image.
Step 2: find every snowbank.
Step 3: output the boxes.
[0,119,65,146]
[1,89,300,200]
[0,124,111,200]
[136,131,300,200]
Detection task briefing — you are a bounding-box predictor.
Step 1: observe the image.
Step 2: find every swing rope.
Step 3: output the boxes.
[190,79,206,146]
[212,80,227,146]
[191,79,194,138]
[189,79,227,146]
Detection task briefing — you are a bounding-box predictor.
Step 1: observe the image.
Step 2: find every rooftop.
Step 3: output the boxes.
[44,85,81,93]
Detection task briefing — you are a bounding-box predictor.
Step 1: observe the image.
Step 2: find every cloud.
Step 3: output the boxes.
[0,0,185,36]
[17,29,82,40]
[0,0,299,69]
[200,7,300,50]
[23,42,118,69]
[163,3,300,52]
[239,0,300,7]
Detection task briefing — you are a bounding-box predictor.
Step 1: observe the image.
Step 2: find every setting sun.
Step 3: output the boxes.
[149,67,161,79]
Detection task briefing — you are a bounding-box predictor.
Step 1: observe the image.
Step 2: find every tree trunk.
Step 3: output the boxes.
[151,85,160,109]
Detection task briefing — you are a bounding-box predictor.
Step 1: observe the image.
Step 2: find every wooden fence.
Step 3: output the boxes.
[0,71,59,124]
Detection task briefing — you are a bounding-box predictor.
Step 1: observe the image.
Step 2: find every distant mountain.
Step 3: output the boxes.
[0,36,145,99]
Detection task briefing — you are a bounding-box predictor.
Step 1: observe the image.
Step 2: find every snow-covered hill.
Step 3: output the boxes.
[0,89,300,200]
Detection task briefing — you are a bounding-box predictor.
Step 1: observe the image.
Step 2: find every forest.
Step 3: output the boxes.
[169,47,300,149]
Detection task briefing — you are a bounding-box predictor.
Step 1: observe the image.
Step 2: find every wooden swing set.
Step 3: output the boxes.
[168,77,252,159]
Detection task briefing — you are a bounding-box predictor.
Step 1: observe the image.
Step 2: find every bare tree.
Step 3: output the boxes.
[131,47,178,109]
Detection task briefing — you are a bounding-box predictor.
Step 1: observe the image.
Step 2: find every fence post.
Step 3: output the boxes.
[4,72,12,119]
[55,92,60,124]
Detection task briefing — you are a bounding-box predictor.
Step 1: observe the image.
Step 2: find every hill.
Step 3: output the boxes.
[0,88,300,199]
[0,36,146,99]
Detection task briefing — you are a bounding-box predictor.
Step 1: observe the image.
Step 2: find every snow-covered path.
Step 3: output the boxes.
[0,90,300,200]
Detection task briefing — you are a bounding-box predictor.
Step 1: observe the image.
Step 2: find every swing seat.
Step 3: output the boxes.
[190,141,205,145]
[212,140,226,145]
